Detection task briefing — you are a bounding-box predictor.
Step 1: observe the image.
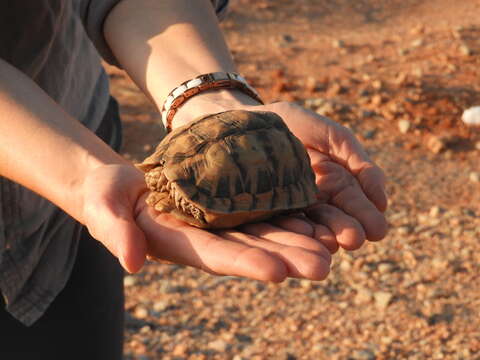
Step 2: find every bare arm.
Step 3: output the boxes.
[104,0,259,128]
[0,58,127,223]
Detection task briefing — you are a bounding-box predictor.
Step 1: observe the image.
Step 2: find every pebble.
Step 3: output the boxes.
[340,259,352,272]
[300,279,313,290]
[332,39,345,48]
[459,44,472,56]
[374,291,393,309]
[378,263,394,274]
[469,172,480,183]
[134,306,149,319]
[429,206,441,218]
[316,102,335,116]
[397,225,412,235]
[351,349,376,360]
[208,339,228,352]
[462,106,480,126]
[124,275,137,287]
[398,119,411,134]
[426,134,446,154]
[363,129,377,139]
[153,300,169,312]
[371,94,383,106]
[354,288,373,305]
[172,343,188,357]
[411,38,424,48]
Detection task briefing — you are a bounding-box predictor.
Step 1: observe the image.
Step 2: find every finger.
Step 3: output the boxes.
[357,164,388,212]
[238,222,331,263]
[113,218,148,273]
[215,229,330,280]
[307,150,388,242]
[268,215,315,237]
[312,223,339,254]
[324,130,388,212]
[329,177,389,242]
[85,205,147,274]
[262,214,339,254]
[137,210,288,282]
[307,148,387,212]
[305,203,366,250]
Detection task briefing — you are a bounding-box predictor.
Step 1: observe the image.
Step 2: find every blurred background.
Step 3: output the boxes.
[106,1,480,359]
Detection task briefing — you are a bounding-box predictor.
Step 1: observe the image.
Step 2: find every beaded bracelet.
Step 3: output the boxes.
[160,72,264,132]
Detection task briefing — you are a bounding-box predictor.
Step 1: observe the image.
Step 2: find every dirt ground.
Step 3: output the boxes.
[106,1,480,359]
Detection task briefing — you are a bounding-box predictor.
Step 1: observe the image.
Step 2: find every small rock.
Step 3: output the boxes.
[426,134,446,154]
[316,102,335,116]
[412,67,423,77]
[172,343,188,357]
[153,300,169,312]
[354,288,373,305]
[397,225,412,235]
[124,275,137,287]
[377,263,394,274]
[398,119,411,134]
[339,259,352,272]
[371,80,382,90]
[332,39,345,48]
[363,129,377,139]
[300,279,312,290]
[134,306,149,319]
[371,94,383,106]
[374,291,393,309]
[208,339,228,352]
[139,325,151,334]
[459,44,472,56]
[462,106,480,126]
[304,98,326,110]
[429,206,442,218]
[351,349,376,360]
[469,172,480,183]
[411,38,424,48]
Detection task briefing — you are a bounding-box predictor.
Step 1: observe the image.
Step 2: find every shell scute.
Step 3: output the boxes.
[138,110,318,228]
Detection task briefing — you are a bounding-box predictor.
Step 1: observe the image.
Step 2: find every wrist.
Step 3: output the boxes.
[164,88,263,129]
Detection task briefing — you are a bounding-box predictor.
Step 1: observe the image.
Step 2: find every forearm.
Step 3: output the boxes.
[0,58,128,223]
[104,0,258,127]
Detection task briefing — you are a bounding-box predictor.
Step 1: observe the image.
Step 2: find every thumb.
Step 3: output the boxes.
[85,203,147,274]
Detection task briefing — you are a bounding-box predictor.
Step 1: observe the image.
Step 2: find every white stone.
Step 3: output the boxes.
[124,275,137,287]
[374,291,393,309]
[462,106,480,126]
[470,172,480,183]
[398,119,411,134]
[208,339,228,352]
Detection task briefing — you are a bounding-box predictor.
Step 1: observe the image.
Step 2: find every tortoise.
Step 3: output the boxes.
[136,110,318,229]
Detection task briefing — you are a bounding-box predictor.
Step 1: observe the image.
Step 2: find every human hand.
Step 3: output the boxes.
[260,102,388,253]
[136,203,332,282]
[80,164,332,281]
[173,94,388,253]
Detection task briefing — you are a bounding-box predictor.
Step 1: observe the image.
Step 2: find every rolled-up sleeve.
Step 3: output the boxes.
[79,0,231,66]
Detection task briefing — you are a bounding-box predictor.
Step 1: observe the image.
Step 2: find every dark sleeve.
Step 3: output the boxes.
[79,0,231,67]
[78,0,123,66]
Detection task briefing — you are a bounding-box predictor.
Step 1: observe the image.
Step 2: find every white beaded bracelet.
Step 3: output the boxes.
[160,72,263,132]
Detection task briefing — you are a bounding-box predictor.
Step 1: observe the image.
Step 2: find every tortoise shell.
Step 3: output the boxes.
[137,110,318,229]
